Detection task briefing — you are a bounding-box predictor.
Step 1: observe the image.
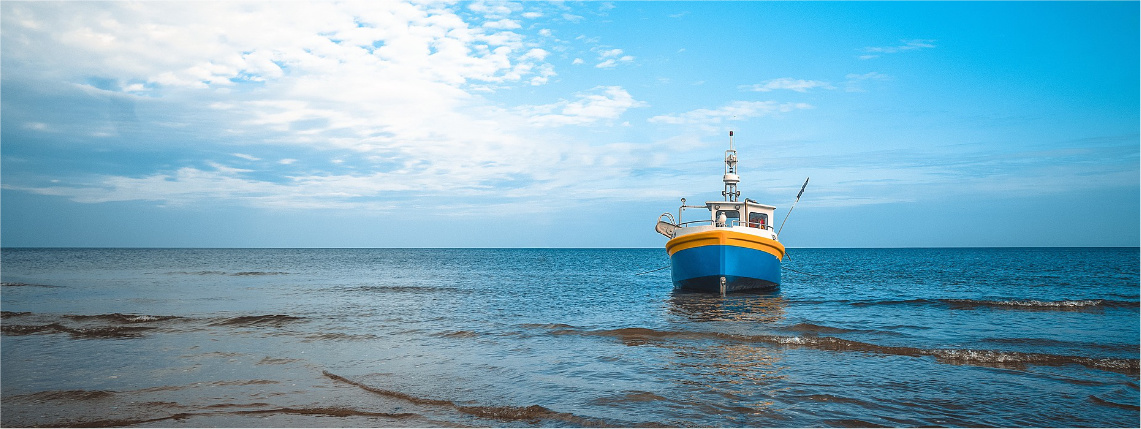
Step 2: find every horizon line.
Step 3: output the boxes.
[2,246,1138,250]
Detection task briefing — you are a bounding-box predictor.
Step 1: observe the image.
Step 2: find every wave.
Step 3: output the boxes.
[783,322,860,335]
[47,413,195,428]
[256,356,302,365]
[30,407,424,428]
[823,418,889,428]
[320,371,611,426]
[165,271,288,276]
[321,371,454,406]
[590,391,671,405]
[347,285,465,294]
[941,299,1138,311]
[210,315,304,327]
[232,406,421,419]
[520,323,577,330]
[435,330,480,338]
[2,312,311,339]
[64,313,181,323]
[1,312,180,339]
[302,332,379,342]
[801,394,875,406]
[849,299,933,307]
[1,323,155,339]
[14,389,116,401]
[5,382,439,427]
[547,327,1140,375]
[202,402,272,409]
[982,337,1139,354]
[0,281,61,288]
[208,379,279,386]
[848,298,1138,311]
[1089,395,1141,411]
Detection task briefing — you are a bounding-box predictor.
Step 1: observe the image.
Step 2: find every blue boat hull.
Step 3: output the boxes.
[670,244,781,293]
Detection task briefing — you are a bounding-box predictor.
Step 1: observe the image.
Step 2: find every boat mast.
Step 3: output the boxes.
[722,131,740,202]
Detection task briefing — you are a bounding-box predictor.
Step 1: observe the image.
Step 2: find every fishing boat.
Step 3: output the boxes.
[655,131,801,294]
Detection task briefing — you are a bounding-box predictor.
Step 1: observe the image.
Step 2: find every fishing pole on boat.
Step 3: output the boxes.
[777,177,809,236]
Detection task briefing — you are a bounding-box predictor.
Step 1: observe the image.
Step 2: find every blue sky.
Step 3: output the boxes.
[2,1,1138,248]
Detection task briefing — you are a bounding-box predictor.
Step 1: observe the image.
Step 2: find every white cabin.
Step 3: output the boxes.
[705,200,775,230]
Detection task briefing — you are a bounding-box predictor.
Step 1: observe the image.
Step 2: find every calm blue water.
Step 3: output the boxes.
[2,248,1138,427]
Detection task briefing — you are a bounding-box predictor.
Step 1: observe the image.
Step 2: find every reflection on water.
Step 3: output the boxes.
[668,291,786,323]
[670,343,785,409]
[664,292,788,419]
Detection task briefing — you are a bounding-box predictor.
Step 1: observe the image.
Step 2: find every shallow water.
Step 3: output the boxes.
[2,247,1138,427]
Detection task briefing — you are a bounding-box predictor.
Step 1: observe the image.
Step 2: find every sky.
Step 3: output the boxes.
[1,1,1138,248]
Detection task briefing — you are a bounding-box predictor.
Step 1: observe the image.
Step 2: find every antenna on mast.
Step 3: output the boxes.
[722,130,740,202]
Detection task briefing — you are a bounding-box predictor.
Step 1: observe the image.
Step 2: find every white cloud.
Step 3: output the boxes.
[529,63,556,85]
[859,39,936,59]
[594,47,633,68]
[520,48,549,61]
[648,101,813,125]
[740,78,835,93]
[468,0,519,20]
[595,59,618,69]
[232,153,261,161]
[598,48,623,58]
[0,2,582,206]
[3,1,552,92]
[483,18,521,30]
[0,2,696,213]
[847,72,890,80]
[844,72,891,92]
[522,86,647,127]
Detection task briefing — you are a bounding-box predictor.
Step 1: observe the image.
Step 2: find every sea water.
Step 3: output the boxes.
[1,247,1137,427]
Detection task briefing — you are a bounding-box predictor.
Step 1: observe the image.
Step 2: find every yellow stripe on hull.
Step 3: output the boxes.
[665,229,786,260]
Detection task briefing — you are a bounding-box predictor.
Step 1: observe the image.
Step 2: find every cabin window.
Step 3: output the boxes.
[715,210,740,227]
[749,212,768,229]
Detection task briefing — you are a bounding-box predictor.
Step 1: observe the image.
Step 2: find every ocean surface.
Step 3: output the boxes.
[1,247,1138,427]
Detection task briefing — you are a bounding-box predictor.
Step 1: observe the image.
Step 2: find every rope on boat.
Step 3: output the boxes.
[635,265,671,276]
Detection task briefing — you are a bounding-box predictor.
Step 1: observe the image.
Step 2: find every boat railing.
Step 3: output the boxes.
[677,219,774,231]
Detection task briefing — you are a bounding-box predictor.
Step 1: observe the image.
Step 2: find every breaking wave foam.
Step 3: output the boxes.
[850,298,1138,311]
[64,313,180,323]
[941,299,1138,310]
